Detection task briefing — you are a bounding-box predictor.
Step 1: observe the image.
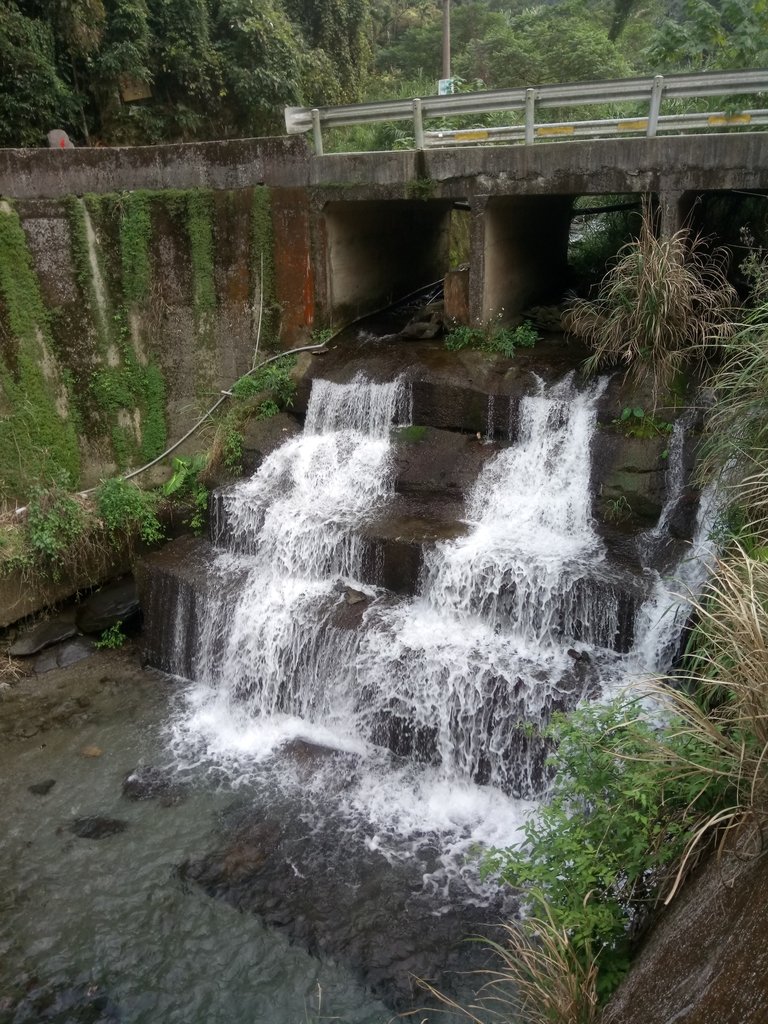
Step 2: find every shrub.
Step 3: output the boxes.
[25,479,88,578]
[231,355,296,405]
[96,477,163,545]
[566,207,737,398]
[445,320,540,357]
[483,697,735,1002]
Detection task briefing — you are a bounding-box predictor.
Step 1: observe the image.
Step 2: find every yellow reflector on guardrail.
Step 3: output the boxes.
[618,119,649,132]
[708,113,752,126]
[537,125,575,137]
[453,130,490,142]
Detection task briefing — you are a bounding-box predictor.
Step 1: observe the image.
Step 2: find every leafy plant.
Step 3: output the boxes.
[612,407,674,439]
[96,477,163,545]
[231,356,296,406]
[566,206,737,399]
[484,697,735,1001]
[162,454,209,534]
[26,479,87,573]
[445,320,540,357]
[95,619,127,649]
[163,454,207,497]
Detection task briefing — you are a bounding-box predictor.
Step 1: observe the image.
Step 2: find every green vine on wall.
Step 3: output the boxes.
[0,203,81,500]
[185,190,216,319]
[119,191,152,305]
[251,186,279,350]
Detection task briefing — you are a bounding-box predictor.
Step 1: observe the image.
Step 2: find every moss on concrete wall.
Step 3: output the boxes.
[0,186,278,503]
[0,202,81,501]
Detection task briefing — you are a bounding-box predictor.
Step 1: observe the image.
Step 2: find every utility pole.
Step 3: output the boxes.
[442,0,451,81]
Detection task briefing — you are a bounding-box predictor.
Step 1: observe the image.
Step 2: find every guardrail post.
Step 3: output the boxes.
[413,98,425,150]
[311,108,324,156]
[525,88,535,145]
[647,75,664,138]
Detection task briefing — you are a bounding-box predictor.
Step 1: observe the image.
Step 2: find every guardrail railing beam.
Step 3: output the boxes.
[284,69,768,152]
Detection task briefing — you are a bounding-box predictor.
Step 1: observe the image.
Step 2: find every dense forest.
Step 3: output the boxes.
[1,0,767,148]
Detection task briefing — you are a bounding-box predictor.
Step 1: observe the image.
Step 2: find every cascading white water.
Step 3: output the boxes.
[171,374,410,754]
[167,367,716,878]
[354,375,621,794]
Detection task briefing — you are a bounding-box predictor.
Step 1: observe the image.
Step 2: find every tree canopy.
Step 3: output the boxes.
[0,0,763,147]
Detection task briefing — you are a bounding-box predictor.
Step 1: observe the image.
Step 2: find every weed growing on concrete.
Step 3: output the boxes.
[445,319,539,357]
[119,191,152,305]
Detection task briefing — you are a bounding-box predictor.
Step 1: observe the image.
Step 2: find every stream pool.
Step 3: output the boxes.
[0,644,508,1024]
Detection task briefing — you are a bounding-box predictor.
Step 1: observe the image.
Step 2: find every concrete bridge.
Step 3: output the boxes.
[1,131,767,339]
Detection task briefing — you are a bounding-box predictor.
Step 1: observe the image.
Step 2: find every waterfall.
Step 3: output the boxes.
[161,367,714,866]
[354,375,619,794]
[168,374,410,756]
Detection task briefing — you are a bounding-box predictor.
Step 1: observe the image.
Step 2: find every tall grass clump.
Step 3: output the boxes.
[566,207,737,398]
[643,545,768,901]
[699,304,768,530]
[418,907,600,1024]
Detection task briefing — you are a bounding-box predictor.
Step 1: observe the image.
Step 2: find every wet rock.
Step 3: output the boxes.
[3,978,120,1023]
[401,318,441,339]
[75,578,140,636]
[69,816,128,840]
[602,840,768,1024]
[122,765,187,805]
[34,637,95,675]
[9,611,77,657]
[344,587,367,606]
[179,802,507,1012]
[592,431,669,524]
[28,779,56,796]
[401,302,445,339]
[392,426,499,498]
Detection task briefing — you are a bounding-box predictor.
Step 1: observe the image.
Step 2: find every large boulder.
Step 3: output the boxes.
[9,610,77,657]
[75,578,140,635]
[602,840,768,1024]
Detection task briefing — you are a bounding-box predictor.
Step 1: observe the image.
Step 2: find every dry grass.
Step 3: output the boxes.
[643,546,768,901]
[412,906,599,1024]
[699,307,768,530]
[565,206,737,400]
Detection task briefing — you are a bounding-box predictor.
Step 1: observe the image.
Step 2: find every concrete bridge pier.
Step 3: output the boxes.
[657,189,688,237]
[469,194,573,324]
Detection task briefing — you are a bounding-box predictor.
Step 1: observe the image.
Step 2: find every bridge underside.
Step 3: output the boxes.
[321,199,452,326]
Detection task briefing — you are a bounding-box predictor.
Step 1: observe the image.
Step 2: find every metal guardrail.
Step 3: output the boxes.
[284,69,768,155]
